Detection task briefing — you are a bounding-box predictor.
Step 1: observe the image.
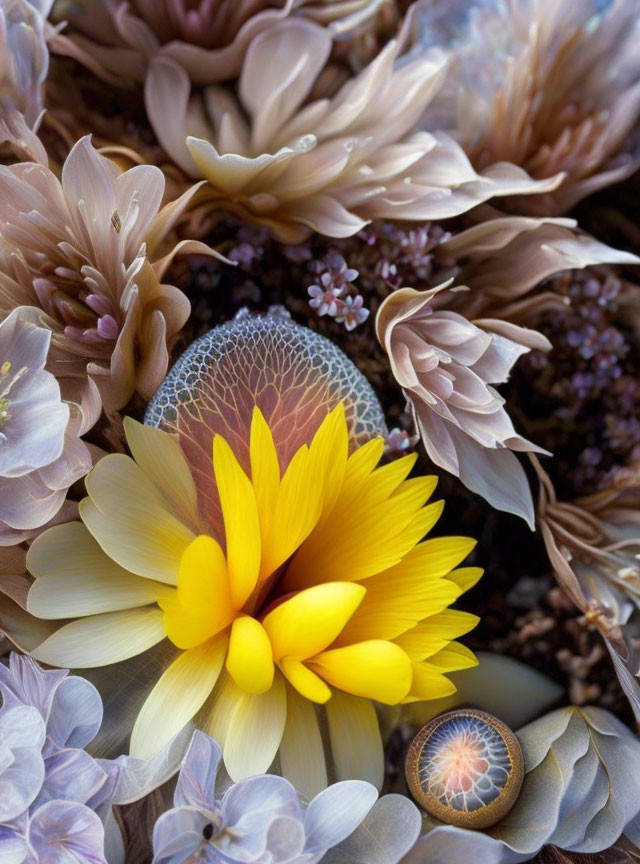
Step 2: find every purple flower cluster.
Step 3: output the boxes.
[513,267,640,496]
[307,251,369,331]
[336,221,456,294]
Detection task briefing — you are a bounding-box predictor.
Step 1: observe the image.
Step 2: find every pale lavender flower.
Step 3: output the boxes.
[0,0,52,164]
[0,653,191,864]
[0,307,92,545]
[153,731,395,864]
[0,654,111,864]
[336,293,369,331]
[308,282,343,317]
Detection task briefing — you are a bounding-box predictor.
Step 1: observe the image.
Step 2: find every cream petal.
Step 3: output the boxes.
[31,608,166,668]
[27,521,165,618]
[123,419,201,533]
[81,454,195,584]
[325,690,384,789]
[130,635,227,759]
[218,673,287,781]
[279,684,327,799]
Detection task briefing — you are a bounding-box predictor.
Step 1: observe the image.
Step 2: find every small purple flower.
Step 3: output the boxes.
[308,282,343,317]
[307,251,361,320]
[384,427,415,456]
[335,294,369,331]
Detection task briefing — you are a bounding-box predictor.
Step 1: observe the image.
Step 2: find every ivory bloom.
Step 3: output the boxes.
[144,17,559,243]
[26,405,480,796]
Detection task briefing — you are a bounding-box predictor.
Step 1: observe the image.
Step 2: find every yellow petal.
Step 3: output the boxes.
[31,608,166,668]
[250,407,280,539]
[446,566,483,593]
[280,657,332,703]
[405,661,458,701]
[284,468,439,590]
[262,582,365,661]
[307,403,348,524]
[336,539,465,644]
[259,444,315,580]
[394,610,480,659]
[279,683,327,798]
[325,690,383,788]
[177,535,232,620]
[309,640,412,704]
[158,535,233,649]
[130,634,227,758]
[424,641,478,672]
[158,591,226,650]
[124,418,201,533]
[226,615,274,694]
[213,434,261,608]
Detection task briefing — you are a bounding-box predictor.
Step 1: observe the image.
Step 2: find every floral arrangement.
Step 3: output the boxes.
[1,1,640,862]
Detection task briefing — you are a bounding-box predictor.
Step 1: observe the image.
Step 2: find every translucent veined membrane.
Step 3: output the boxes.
[405,709,524,829]
[145,310,386,537]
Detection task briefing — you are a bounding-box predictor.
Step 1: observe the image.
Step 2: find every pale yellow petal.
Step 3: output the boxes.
[226,615,274,694]
[310,640,412,704]
[31,608,165,668]
[280,657,332,703]
[279,683,327,798]
[124,418,201,532]
[213,435,261,607]
[221,672,287,780]
[263,582,365,661]
[130,634,227,758]
[325,690,383,788]
[81,454,195,584]
[27,522,164,618]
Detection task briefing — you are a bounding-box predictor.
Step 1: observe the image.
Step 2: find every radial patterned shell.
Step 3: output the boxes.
[405,709,524,829]
[145,311,386,536]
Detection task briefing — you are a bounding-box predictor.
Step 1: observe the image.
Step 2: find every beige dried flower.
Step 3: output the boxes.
[144,17,559,243]
[435,213,640,321]
[417,0,640,214]
[376,280,549,525]
[51,0,388,86]
[534,457,640,727]
[0,135,222,415]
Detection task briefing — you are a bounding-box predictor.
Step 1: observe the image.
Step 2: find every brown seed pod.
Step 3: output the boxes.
[405,709,525,830]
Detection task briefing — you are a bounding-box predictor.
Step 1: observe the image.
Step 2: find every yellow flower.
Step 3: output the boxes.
[26,403,480,795]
